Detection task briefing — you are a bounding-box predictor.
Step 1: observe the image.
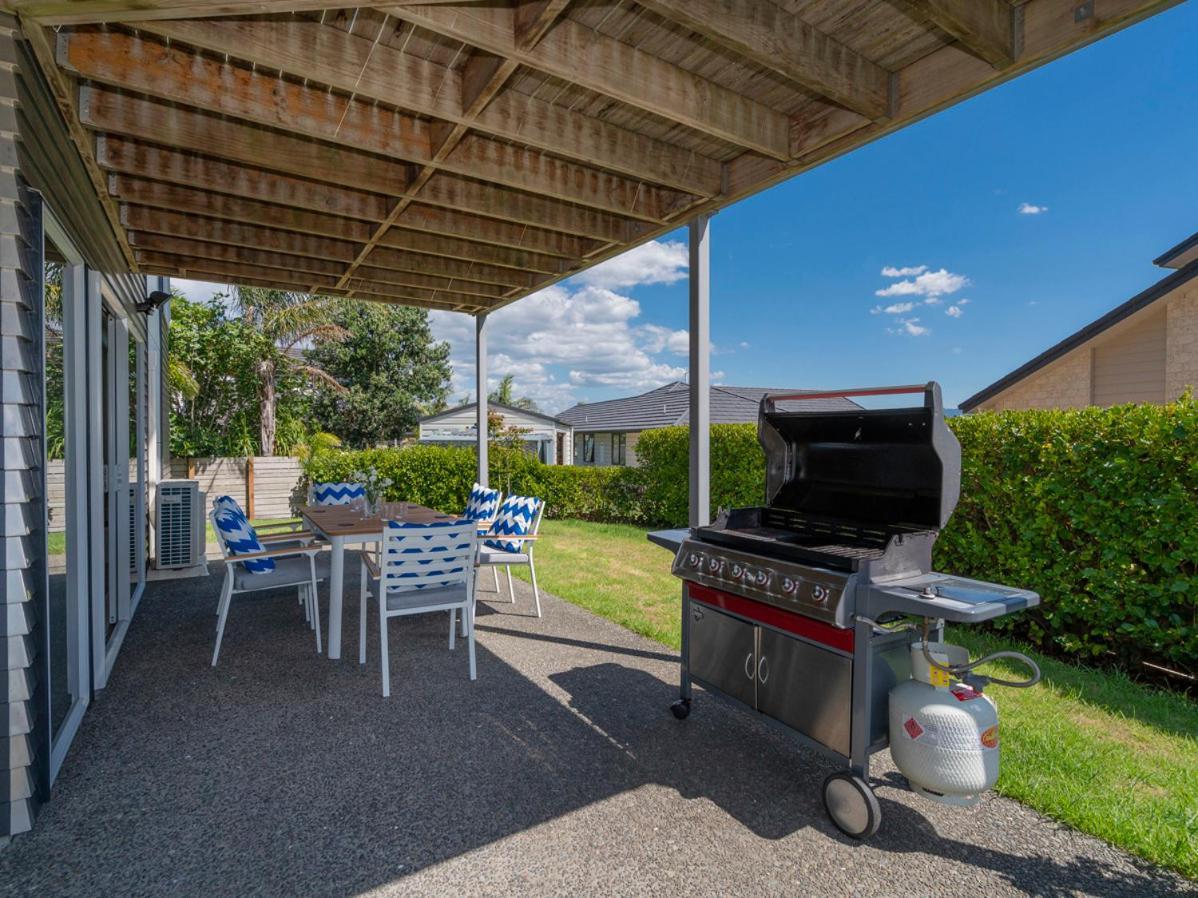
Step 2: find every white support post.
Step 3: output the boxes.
[475,312,488,487]
[689,214,711,528]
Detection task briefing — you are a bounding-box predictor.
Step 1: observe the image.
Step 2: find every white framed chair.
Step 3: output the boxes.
[476,496,545,617]
[210,508,329,666]
[309,482,367,506]
[462,482,503,593]
[358,519,478,696]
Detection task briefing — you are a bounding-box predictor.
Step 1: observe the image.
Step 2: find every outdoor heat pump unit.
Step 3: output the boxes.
[155,479,205,570]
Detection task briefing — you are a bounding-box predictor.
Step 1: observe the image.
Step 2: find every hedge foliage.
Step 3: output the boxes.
[302,398,1198,672]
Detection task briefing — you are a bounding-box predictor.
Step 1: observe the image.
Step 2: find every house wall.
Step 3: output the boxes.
[976,283,1198,412]
[573,431,640,467]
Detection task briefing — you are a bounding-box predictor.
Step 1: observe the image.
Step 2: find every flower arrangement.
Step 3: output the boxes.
[349,466,393,513]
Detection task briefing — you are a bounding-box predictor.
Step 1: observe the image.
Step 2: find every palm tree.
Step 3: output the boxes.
[488,374,540,412]
[230,287,347,456]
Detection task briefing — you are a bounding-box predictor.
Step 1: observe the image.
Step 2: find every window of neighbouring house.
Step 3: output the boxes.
[583,434,595,463]
[612,433,626,465]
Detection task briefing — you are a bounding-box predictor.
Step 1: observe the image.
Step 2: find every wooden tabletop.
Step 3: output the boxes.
[301,502,458,537]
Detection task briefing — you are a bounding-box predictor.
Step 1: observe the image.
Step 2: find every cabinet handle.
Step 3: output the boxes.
[744,652,754,680]
[758,655,769,684]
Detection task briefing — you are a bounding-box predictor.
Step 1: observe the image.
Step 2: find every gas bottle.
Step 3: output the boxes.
[889,642,1000,806]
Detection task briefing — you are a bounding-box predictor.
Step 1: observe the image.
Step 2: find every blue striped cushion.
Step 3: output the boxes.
[384,519,474,590]
[483,496,541,554]
[312,482,366,506]
[213,509,275,574]
[213,495,244,517]
[463,483,500,522]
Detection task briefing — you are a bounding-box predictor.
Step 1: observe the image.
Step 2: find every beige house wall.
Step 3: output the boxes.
[1166,280,1198,399]
[977,279,1198,411]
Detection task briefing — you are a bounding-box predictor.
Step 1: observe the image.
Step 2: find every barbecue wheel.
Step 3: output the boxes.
[670,699,691,720]
[822,772,881,839]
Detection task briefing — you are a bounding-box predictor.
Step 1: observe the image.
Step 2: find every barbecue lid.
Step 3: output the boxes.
[758,383,961,531]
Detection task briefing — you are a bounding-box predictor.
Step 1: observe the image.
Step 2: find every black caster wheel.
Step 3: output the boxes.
[670,699,692,720]
[822,771,881,839]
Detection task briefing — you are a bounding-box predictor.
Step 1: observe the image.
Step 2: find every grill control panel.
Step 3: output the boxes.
[672,538,848,626]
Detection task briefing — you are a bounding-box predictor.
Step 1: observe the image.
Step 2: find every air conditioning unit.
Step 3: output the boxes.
[155,479,205,570]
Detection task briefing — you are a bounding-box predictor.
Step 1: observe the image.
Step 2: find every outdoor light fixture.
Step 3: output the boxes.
[135,290,171,315]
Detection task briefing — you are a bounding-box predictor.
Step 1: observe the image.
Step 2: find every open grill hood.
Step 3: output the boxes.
[758,383,961,533]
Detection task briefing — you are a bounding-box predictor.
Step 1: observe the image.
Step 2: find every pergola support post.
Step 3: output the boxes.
[475,312,488,487]
[688,213,711,528]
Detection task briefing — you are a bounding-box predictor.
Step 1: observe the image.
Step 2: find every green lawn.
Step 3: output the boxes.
[514,518,1198,879]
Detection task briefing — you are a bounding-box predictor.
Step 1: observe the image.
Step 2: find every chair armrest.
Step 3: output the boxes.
[230,544,322,563]
[362,553,381,579]
[484,534,538,542]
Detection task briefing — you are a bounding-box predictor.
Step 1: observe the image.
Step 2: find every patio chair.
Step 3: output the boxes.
[309,481,366,506]
[476,496,545,618]
[212,495,319,622]
[462,482,503,592]
[358,519,479,696]
[209,508,329,666]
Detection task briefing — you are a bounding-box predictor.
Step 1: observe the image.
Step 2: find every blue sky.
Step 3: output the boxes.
[179,2,1198,413]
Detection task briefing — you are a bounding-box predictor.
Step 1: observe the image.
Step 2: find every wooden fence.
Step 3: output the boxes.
[168,456,304,519]
[45,456,305,530]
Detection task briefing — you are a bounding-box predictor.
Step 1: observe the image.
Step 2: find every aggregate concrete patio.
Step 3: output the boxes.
[0,561,1191,898]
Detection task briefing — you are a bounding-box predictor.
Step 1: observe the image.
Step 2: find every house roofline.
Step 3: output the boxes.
[419,401,571,428]
[1154,230,1198,269]
[960,260,1198,412]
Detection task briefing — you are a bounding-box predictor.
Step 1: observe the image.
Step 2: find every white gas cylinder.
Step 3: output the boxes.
[889,642,1000,806]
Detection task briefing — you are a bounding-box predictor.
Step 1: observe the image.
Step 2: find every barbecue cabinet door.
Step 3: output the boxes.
[755,629,852,756]
[688,603,757,708]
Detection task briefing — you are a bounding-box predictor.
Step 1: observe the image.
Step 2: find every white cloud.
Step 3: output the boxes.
[572,240,688,289]
[881,265,927,278]
[430,282,689,412]
[738,341,750,350]
[888,317,930,337]
[1018,202,1048,215]
[945,305,964,318]
[871,301,916,315]
[875,268,969,299]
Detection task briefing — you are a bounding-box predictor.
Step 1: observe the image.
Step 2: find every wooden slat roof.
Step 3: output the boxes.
[11,0,1180,315]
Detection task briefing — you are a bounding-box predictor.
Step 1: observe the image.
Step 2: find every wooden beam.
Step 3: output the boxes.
[901,0,1018,68]
[10,1,363,25]
[134,16,724,196]
[95,136,591,259]
[59,29,684,222]
[127,232,346,279]
[377,227,564,276]
[635,0,891,120]
[515,0,572,50]
[123,205,538,290]
[108,175,376,243]
[78,85,413,196]
[386,3,791,159]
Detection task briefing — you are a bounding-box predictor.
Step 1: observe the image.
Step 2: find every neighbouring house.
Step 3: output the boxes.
[556,383,858,467]
[418,402,574,464]
[961,235,1198,412]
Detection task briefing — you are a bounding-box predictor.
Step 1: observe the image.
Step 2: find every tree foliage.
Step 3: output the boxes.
[306,300,452,448]
[489,373,539,412]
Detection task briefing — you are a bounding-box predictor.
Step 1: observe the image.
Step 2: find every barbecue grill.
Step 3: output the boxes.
[649,383,1040,838]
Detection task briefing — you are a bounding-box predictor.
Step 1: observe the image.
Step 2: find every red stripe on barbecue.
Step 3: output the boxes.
[686,583,855,652]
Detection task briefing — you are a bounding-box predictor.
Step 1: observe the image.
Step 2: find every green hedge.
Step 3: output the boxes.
[303,398,1198,672]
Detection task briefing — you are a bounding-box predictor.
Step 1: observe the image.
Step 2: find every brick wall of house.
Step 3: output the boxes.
[1166,281,1198,399]
[977,349,1092,412]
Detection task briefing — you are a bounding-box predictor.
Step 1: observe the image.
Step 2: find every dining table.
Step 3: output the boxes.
[301,501,458,660]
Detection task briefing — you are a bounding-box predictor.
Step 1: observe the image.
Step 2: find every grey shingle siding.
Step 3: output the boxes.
[557,383,857,432]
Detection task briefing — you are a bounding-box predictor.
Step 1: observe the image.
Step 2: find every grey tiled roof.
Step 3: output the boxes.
[556,383,858,432]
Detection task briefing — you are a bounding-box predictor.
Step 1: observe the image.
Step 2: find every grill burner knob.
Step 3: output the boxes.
[730,563,743,579]
[707,557,722,574]
[755,570,769,587]
[812,584,829,603]
[687,552,700,568]
[782,577,797,594]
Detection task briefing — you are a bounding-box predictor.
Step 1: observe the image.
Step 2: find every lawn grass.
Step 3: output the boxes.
[513,518,1198,879]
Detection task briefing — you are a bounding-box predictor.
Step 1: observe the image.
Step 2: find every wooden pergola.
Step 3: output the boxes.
[13,0,1179,315]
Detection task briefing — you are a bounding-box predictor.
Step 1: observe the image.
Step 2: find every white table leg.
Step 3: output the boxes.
[328,534,345,660]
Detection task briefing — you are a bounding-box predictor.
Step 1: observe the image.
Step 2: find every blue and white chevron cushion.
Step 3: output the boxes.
[213,495,244,517]
[463,482,500,522]
[384,519,474,590]
[484,496,541,554]
[311,482,366,506]
[213,508,275,574]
